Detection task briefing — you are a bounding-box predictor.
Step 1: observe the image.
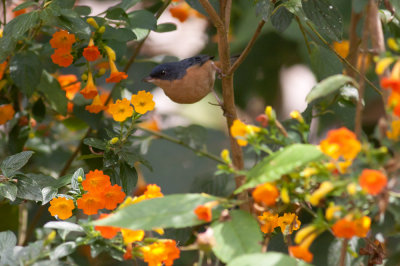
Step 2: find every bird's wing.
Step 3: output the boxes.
[181,55,215,69]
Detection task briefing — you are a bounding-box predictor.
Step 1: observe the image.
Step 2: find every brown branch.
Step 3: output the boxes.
[2,0,6,26]
[339,239,349,266]
[228,20,265,75]
[347,11,362,79]
[198,0,224,29]
[18,203,28,245]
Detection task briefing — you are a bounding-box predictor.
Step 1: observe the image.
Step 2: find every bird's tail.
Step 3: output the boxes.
[213,54,240,69]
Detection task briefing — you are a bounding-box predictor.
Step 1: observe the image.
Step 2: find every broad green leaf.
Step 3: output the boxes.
[58,9,91,39]
[41,187,57,205]
[227,252,311,266]
[174,124,207,149]
[283,0,302,14]
[114,0,141,10]
[0,183,18,201]
[236,144,324,193]
[71,168,84,191]
[37,71,68,115]
[50,242,76,260]
[306,74,358,103]
[32,98,46,122]
[132,28,149,41]
[102,26,136,42]
[0,231,17,252]
[52,174,73,189]
[310,44,342,80]
[119,162,138,195]
[212,210,263,263]
[52,0,75,9]
[155,23,177,33]
[128,10,157,30]
[1,151,34,177]
[271,6,293,32]
[74,5,92,16]
[44,221,84,232]
[12,1,39,11]
[302,0,343,41]
[256,0,273,22]
[106,7,128,21]
[16,175,42,201]
[83,138,106,150]
[9,51,43,96]
[93,193,219,230]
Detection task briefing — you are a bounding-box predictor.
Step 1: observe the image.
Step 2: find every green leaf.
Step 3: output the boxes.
[119,162,138,195]
[256,0,273,22]
[0,183,18,201]
[71,168,84,191]
[58,9,91,39]
[32,98,46,122]
[283,0,302,14]
[310,44,342,80]
[9,51,43,96]
[306,74,358,103]
[74,5,92,16]
[155,23,177,33]
[212,210,263,263]
[102,26,136,42]
[227,252,311,266]
[302,0,343,41]
[44,221,84,232]
[186,0,219,17]
[114,0,141,10]
[93,193,219,230]
[236,144,324,193]
[106,7,128,21]
[41,187,57,205]
[128,10,157,30]
[1,151,34,178]
[37,71,68,115]
[16,175,42,201]
[83,138,106,150]
[52,0,75,9]
[271,6,293,32]
[12,1,39,11]
[50,242,76,260]
[0,231,17,252]
[132,28,149,41]
[174,124,207,149]
[52,174,73,189]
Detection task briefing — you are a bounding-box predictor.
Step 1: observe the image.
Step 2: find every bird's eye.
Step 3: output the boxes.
[161,70,166,75]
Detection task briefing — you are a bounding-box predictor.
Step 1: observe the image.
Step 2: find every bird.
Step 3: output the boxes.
[143,55,220,104]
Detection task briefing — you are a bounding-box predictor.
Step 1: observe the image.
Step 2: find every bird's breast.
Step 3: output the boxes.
[156,61,216,104]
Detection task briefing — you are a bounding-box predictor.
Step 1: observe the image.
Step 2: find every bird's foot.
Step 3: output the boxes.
[211,62,227,79]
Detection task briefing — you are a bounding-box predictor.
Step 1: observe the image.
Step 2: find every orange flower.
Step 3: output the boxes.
[252,183,279,206]
[354,216,371,238]
[121,229,145,244]
[13,8,27,17]
[85,95,105,114]
[108,98,134,122]
[77,192,105,215]
[332,218,357,239]
[278,213,301,235]
[95,213,120,239]
[141,240,180,266]
[230,119,248,146]
[82,170,111,192]
[0,61,7,80]
[258,211,279,234]
[0,104,15,125]
[104,184,126,210]
[388,91,400,117]
[143,184,164,199]
[194,205,212,222]
[123,243,133,260]
[131,90,155,114]
[57,74,81,100]
[169,1,203,22]
[48,197,75,220]
[289,245,313,263]
[381,77,400,94]
[387,119,400,140]
[50,30,76,49]
[51,48,74,67]
[80,71,98,99]
[83,39,101,61]
[359,169,387,195]
[319,127,361,161]
[139,117,160,132]
[67,102,74,113]
[106,59,128,83]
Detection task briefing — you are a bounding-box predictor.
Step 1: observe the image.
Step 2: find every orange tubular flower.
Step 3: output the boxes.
[95,213,120,239]
[252,183,279,206]
[77,192,105,215]
[359,169,388,195]
[319,127,361,161]
[0,104,15,125]
[0,61,7,80]
[194,205,212,222]
[108,98,134,122]
[121,229,145,244]
[355,216,371,238]
[141,240,180,266]
[106,59,128,83]
[332,218,357,239]
[85,95,105,114]
[57,74,81,100]
[131,90,155,114]
[80,71,98,99]
[258,211,279,234]
[82,170,111,192]
[50,30,76,49]
[48,197,75,220]
[51,48,74,67]
[388,91,400,117]
[83,39,101,61]
[278,213,301,235]
[289,230,318,263]
[104,184,126,210]
[380,60,400,93]
[143,184,164,198]
[124,243,133,260]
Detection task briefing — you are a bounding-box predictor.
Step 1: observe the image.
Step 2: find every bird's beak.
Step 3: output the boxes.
[142,76,154,83]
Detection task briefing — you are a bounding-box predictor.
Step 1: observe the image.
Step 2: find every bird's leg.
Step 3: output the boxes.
[211,61,226,79]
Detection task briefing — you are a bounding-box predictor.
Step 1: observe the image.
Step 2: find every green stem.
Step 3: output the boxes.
[295,16,311,55]
[136,126,226,164]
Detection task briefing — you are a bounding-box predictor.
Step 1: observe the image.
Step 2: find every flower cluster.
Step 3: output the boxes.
[169,0,203,22]
[258,211,300,235]
[50,30,76,67]
[230,119,261,146]
[0,104,15,125]
[105,46,128,83]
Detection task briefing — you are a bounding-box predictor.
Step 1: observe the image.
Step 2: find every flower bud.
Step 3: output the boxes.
[97,68,106,76]
[280,187,290,204]
[86,18,99,29]
[220,149,230,163]
[77,176,83,182]
[81,73,88,81]
[109,137,119,144]
[290,110,304,123]
[98,26,106,34]
[265,106,276,122]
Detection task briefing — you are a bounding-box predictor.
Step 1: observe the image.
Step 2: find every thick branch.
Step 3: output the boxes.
[198,0,224,29]
[347,11,362,78]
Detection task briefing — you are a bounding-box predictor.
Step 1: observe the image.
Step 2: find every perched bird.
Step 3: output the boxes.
[143,55,219,104]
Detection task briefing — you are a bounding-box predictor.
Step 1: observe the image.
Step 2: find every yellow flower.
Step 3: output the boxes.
[258,211,279,234]
[131,90,155,114]
[301,167,318,178]
[265,106,275,122]
[109,137,119,144]
[48,197,75,220]
[141,240,180,266]
[220,149,231,163]
[308,181,334,206]
[294,224,318,244]
[376,57,395,75]
[121,229,145,244]
[86,17,99,29]
[346,182,357,195]
[325,203,341,221]
[230,119,248,146]
[85,94,105,114]
[332,40,349,58]
[290,110,304,123]
[280,187,290,204]
[108,98,133,122]
[388,38,399,51]
[278,213,301,235]
[387,120,400,141]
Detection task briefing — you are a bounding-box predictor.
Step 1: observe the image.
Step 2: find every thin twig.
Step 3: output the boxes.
[228,20,265,75]
[295,16,311,55]
[136,126,226,164]
[198,0,224,29]
[2,0,6,26]
[339,239,349,266]
[18,203,28,245]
